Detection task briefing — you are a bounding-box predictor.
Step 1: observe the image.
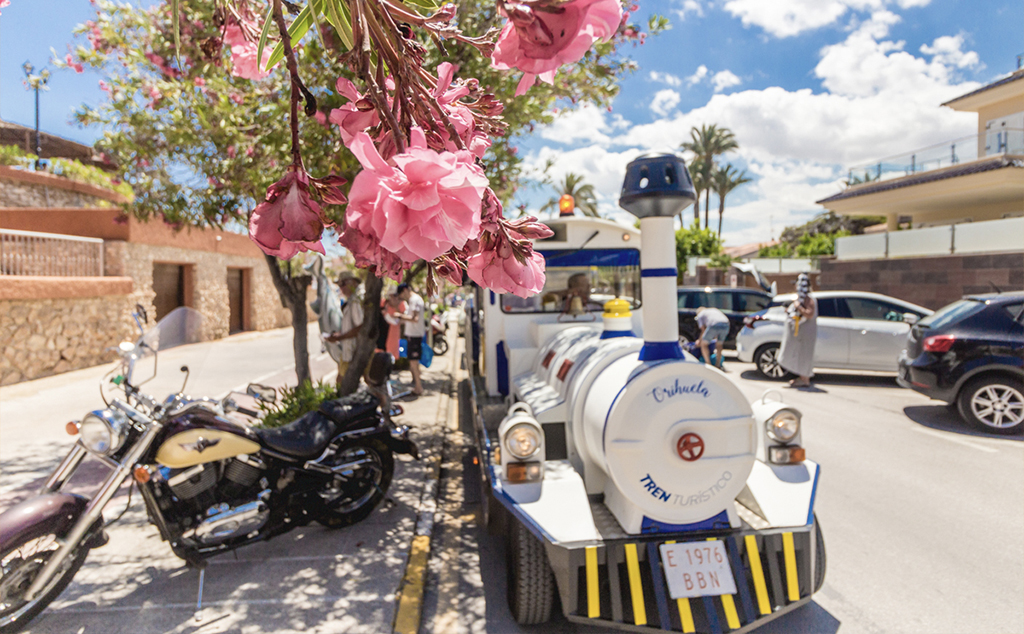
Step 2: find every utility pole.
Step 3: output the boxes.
[21,61,50,169]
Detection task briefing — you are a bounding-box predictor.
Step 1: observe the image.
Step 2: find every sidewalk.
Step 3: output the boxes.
[0,323,458,634]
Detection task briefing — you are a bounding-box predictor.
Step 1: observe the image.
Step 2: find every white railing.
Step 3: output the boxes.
[687,257,818,273]
[0,229,104,277]
[834,217,1024,260]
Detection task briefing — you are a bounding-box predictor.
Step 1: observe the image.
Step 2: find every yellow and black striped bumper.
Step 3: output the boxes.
[548,525,820,633]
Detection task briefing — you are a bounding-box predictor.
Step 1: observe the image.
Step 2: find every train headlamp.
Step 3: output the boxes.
[766,409,800,443]
[505,423,542,459]
[80,409,130,455]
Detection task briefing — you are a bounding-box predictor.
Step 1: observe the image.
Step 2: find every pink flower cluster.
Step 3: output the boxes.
[491,0,622,96]
[464,192,551,296]
[248,168,347,260]
[223,23,271,81]
[65,54,84,74]
[340,128,488,277]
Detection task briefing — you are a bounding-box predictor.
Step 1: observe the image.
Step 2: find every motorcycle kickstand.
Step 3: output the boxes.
[194,564,207,622]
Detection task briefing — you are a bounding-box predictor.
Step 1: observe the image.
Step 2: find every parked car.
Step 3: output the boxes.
[677,286,773,349]
[897,292,1024,434]
[737,291,932,377]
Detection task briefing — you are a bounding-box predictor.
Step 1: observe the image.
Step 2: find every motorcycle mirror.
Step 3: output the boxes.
[135,303,148,324]
[246,383,277,404]
[180,365,190,393]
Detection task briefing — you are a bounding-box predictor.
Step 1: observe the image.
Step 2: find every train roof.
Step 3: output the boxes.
[535,215,641,251]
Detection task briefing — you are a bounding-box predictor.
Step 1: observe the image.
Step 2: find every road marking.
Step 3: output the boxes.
[394,534,432,634]
[912,427,999,453]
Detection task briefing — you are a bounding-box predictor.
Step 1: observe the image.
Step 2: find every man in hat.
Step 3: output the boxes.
[325,272,364,387]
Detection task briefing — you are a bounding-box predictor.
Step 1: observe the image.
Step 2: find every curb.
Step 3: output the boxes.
[392,336,457,634]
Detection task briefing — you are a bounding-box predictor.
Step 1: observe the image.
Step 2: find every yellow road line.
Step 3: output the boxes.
[782,532,800,602]
[665,541,695,633]
[744,535,771,615]
[624,543,647,626]
[585,546,600,618]
[394,534,431,634]
[707,538,741,630]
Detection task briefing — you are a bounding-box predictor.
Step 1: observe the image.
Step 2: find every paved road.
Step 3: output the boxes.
[0,324,458,634]
[421,355,1024,634]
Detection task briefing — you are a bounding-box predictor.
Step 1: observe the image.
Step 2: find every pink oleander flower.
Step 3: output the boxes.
[467,247,546,298]
[491,0,622,96]
[342,128,488,264]
[0,1,9,16]
[98,80,110,93]
[249,168,328,259]
[229,92,244,104]
[194,77,206,87]
[227,146,237,159]
[65,54,84,74]
[147,85,162,104]
[433,63,491,159]
[329,77,381,144]
[223,23,271,80]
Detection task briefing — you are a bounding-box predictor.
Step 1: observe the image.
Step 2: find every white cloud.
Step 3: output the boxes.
[712,70,743,92]
[722,0,931,38]
[538,104,614,146]
[524,15,980,246]
[920,34,980,69]
[676,0,704,20]
[686,65,709,86]
[649,70,683,87]
[651,90,682,117]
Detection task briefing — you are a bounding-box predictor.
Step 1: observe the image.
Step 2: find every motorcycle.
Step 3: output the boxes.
[430,312,450,356]
[0,307,417,633]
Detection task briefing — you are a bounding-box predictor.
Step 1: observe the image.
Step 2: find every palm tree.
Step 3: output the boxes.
[711,163,751,237]
[685,155,708,226]
[540,172,600,217]
[681,124,738,229]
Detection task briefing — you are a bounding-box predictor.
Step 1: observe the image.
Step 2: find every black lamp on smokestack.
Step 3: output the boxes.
[618,154,696,361]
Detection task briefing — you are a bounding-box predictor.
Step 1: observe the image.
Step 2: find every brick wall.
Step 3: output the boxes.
[819,252,1023,309]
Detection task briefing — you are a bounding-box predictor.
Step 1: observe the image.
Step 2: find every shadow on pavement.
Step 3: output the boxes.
[904,404,1023,441]
[740,370,897,389]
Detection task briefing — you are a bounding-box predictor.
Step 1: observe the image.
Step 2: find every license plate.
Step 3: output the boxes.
[659,541,737,599]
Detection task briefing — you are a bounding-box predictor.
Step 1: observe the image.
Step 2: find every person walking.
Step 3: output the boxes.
[325,273,364,389]
[695,306,729,370]
[380,291,406,360]
[397,283,426,395]
[779,273,818,388]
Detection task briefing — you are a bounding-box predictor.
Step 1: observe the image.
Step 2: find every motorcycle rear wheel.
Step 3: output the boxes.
[0,533,89,633]
[432,337,449,356]
[316,439,395,528]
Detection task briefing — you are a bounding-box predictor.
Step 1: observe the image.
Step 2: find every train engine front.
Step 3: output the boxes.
[466,154,824,632]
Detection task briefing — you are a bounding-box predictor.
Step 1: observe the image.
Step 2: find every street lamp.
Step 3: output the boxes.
[22,60,50,169]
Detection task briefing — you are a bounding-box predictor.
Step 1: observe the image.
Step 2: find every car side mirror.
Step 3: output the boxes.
[902,313,919,325]
[246,383,277,404]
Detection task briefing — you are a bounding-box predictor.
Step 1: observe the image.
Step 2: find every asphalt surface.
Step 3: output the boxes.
[2,330,1022,634]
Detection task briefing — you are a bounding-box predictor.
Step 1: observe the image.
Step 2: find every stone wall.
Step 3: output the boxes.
[818,251,1023,309]
[0,166,126,209]
[111,241,292,339]
[0,294,132,385]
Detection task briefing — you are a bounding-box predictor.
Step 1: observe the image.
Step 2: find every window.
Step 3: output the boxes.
[918,299,985,329]
[1002,302,1024,322]
[817,297,849,318]
[500,248,641,314]
[683,290,731,311]
[733,292,770,313]
[845,297,913,322]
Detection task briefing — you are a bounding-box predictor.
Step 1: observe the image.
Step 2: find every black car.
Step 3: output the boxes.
[677,286,773,349]
[898,292,1024,434]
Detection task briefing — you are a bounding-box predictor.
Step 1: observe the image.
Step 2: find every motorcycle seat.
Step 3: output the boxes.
[257,411,338,459]
[317,391,379,429]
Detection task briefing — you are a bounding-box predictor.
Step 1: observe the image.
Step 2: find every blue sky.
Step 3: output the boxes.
[2,0,1021,246]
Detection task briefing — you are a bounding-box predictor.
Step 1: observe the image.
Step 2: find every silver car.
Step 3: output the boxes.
[736,291,933,378]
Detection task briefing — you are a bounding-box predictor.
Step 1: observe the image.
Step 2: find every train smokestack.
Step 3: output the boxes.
[618,154,696,361]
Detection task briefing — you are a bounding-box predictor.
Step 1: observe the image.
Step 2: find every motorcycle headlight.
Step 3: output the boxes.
[766,409,800,443]
[505,423,542,459]
[80,409,130,455]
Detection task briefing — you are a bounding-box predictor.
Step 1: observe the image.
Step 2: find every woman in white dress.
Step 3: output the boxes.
[778,273,817,388]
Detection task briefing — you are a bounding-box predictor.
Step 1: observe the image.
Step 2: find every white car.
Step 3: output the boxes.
[736,291,933,378]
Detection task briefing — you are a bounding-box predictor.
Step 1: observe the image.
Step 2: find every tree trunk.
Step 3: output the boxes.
[263,255,312,386]
[704,190,711,229]
[717,195,726,237]
[338,268,384,396]
[693,195,700,223]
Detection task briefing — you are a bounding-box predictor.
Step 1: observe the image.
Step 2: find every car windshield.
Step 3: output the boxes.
[501,249,641,313]
[917,299,985,329]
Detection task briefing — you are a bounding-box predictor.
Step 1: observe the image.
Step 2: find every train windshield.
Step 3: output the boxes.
[501,248,642,314]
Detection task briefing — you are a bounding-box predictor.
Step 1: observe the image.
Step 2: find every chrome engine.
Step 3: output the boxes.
[187,491,271,545]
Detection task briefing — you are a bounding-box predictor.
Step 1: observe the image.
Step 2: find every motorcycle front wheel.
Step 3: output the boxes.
[0,533,89,633]
[316,439,395,528]
[432,336,449,356]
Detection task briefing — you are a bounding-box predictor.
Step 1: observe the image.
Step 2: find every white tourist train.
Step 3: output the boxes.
[461,154,826,633]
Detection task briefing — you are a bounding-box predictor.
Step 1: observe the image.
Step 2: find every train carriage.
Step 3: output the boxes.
[461,154,825,633]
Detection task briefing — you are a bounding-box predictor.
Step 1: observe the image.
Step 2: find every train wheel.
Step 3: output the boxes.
[506,521,556,624]
[813,514,827,593]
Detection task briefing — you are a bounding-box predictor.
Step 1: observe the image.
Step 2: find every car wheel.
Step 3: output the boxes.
[754,343,794,380]
[957,375,1024,434]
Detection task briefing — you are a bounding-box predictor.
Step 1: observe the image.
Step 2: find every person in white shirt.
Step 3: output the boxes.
[397,283,426,395]
[325,273,364,389]
[695,306,729,370]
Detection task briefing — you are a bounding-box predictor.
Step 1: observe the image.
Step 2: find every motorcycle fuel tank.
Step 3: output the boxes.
[156,410,261,468]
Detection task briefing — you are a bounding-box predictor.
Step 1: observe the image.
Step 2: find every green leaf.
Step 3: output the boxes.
[171,0,181,66]
[324,0,353,51]
[400,0,440,11]
[266,0,323,72]
[256,1,276,74]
